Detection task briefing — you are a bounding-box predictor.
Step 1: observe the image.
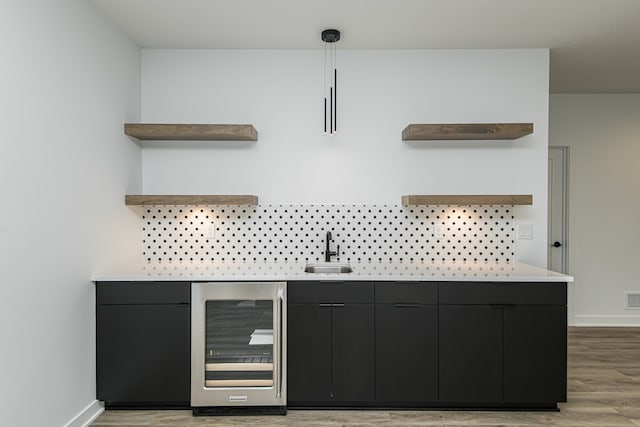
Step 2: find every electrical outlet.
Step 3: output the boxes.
[518,223,533,240]
[434,224,445,239]
[206,224,216,239]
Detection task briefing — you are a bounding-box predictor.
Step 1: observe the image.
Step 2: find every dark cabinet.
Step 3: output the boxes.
[439,305,503,402]
[503,306,567,403]
[95,278,567,411]
[331,303,375,401]
[287,281,374,405]
[96,282,191,408]
[375,282,438,403]
[438,282,567,408]
[287,303,332,402]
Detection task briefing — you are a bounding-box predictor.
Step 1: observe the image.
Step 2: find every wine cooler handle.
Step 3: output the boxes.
[276,287,284,399]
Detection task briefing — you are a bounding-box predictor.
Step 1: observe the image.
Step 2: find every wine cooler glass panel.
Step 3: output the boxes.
[204,300,274,388]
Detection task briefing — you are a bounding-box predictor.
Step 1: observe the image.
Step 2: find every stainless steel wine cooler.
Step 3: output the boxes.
[190,282,286,415]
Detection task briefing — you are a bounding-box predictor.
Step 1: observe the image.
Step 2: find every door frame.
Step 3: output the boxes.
[548,146,569,274]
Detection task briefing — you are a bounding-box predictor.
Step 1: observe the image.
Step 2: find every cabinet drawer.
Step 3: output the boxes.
[288,281,374,304]
[96,282,191,305]
[375,282,437,304]
[439,282,566,305]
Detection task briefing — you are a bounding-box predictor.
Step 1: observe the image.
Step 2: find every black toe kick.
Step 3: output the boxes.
[287,402,560,412]
[192,406,287,416]
[435,402,560,412]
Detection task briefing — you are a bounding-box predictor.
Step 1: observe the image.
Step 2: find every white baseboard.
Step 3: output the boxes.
[573,314,640,327]
[64,400,104,427]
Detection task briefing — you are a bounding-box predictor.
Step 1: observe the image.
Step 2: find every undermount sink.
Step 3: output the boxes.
[304,263,353,274]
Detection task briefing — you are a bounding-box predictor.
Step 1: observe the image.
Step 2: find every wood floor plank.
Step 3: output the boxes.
[92,327,640,427]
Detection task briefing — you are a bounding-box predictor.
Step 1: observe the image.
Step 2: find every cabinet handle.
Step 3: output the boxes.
[275,287,284,399]
[489,304,517,308]
[319,303,333,307]
[332,303,345,307]
[394,303,420,308]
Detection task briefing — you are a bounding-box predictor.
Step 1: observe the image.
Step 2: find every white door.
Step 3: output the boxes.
[548,147,568,273]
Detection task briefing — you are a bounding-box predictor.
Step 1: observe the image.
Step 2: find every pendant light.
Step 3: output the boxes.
[322,29,340,134]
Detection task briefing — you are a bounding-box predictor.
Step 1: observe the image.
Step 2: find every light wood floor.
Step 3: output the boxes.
[92,327,640,426]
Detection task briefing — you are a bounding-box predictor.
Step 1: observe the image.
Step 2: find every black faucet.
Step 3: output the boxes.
[325,231,339,262]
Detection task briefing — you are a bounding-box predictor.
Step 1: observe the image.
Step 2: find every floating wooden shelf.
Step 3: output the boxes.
[402,195,533,206]
[125,195,259,206]
[124,123,258,141]
[402,123,533,140]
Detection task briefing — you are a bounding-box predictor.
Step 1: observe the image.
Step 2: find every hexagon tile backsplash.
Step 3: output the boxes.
[142,205,515,264]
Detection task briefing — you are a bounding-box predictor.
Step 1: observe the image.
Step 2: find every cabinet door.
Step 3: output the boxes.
[96,304,190,405]
[287,303,332,402]
[375,304,437,402]
[503,306,567,403]
[439,305,503,403]
[332,304,375,402]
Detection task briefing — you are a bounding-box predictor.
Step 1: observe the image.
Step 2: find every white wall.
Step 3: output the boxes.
[0,1,141,425]
[141,49,550,266]
[550,94,640,326]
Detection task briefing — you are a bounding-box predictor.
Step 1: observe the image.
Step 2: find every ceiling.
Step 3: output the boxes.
[90,0,640,93]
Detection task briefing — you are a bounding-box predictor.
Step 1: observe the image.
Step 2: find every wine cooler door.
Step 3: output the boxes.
[191,282,286,407]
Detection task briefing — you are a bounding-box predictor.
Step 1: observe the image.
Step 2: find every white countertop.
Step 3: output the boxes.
[92,261,573,283]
